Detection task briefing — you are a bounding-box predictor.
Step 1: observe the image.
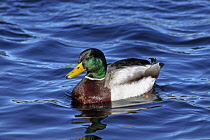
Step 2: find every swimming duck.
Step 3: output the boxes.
[66,48,164,104]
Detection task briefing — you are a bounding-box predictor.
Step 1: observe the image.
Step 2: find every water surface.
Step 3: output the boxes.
[1,0,210,139]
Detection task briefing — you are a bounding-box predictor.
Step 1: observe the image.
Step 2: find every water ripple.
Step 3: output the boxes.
[1,0,210,139]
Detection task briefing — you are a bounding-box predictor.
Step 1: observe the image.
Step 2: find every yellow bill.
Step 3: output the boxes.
[66,62,86,79]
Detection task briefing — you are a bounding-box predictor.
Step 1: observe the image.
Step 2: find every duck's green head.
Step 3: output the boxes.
[66,48,107,79]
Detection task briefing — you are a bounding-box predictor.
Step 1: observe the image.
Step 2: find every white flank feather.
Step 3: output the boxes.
[109,65,151,85]
[111,76,156,101]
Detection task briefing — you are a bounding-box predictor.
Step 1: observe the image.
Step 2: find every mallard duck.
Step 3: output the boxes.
[66,48,164,104]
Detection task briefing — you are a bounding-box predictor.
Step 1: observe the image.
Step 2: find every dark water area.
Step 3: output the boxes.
[1,0,210,139]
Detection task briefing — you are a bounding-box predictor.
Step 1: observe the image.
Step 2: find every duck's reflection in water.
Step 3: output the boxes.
[71,90,162,140]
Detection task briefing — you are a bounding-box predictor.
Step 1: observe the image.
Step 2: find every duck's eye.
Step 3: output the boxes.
[77,67,80,69]
[87,56,93,60]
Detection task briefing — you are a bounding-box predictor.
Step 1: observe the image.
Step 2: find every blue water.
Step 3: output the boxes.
[1,0,210,139]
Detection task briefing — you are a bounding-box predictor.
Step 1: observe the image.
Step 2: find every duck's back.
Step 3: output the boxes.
[105,58,164,101]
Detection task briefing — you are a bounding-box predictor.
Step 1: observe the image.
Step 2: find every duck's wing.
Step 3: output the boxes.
[110,58,151,68]
[105,58,164,87]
